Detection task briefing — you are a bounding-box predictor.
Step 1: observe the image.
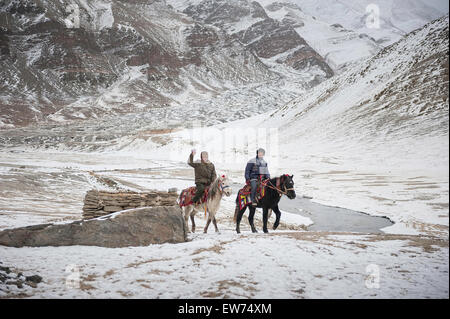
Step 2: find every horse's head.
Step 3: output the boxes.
[282,174,296,199]
[219,174,232,197]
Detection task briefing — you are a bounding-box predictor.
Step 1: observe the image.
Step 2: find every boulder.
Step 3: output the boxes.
[0,206,187,248]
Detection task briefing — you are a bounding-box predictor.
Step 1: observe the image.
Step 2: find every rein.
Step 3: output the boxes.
[265,177,294,196]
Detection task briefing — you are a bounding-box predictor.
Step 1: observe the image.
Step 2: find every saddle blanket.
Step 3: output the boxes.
[237,180,267,210]
[178,186,208,207]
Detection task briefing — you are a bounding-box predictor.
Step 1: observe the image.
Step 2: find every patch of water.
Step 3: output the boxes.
[279,196,394,233]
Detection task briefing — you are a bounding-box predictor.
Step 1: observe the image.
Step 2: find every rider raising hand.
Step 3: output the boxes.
[188,149,217,205]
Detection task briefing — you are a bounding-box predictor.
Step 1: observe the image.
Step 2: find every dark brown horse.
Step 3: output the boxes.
[234,175,296,233]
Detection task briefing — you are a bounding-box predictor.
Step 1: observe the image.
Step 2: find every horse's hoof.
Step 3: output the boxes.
[263,229,269,234]
[252,229,258,233]
[236,229,240,234]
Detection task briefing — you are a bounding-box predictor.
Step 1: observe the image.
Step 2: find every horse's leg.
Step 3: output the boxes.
[183,207,191,233]
[212,216,219,233]
[272,205,282,230]
[236,207,246,234]
[207,210,219,233]
[204,216,212,234]
[190,216,196,233]
[233,205,239,222]
[262,207,269,233]
[190,208,196,233]
[248,207,257,233]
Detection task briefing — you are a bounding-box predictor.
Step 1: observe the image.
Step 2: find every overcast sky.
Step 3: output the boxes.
[426,0,449,12]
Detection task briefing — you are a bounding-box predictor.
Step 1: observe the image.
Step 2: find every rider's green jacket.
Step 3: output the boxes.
[188,153,217,185]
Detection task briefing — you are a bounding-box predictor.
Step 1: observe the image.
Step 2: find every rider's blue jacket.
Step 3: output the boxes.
[245,157,270,181]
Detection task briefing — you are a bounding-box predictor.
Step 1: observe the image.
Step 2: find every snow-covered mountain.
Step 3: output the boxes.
[257,0,382,71]
[0,0,284,127]
[0,0,447,132]
[0,0,338,128]
[260,0,448,71]
[170,0,448,72]
[262,14,449,153]
[284,0,448,46]
[170,0,334,79]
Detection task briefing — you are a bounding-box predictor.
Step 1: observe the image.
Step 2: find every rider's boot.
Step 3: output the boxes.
[251,196,258,207]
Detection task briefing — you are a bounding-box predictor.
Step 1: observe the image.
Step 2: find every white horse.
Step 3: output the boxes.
[181,175,232,233]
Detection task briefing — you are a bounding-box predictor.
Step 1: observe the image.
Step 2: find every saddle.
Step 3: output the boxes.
[237,179,268,210]
[178,186,209,208]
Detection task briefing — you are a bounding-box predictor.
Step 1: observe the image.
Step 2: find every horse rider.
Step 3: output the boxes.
[188,149,217,205]
[245,148,270,207]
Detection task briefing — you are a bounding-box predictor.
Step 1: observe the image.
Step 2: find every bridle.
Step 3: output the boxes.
[265,175,295,196]
[218,175,231,194]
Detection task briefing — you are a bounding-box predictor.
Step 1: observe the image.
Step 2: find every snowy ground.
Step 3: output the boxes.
[0,148,448,298]
[1,227,448,298]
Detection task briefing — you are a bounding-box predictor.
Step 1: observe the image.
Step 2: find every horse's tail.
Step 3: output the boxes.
[233,204,239,223]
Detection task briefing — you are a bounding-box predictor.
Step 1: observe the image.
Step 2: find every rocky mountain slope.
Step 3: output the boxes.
[256,0,382,71]
[0,0,339,129]
[265,14,449,151]
[0,0,446,139]
[170,0,448,72]
[0,0,282,127]
[175,0,334,79]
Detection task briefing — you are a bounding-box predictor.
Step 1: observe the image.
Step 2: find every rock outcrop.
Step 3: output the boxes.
[182,0,334,79]
[0,206,187,248]
[82,189,179,219]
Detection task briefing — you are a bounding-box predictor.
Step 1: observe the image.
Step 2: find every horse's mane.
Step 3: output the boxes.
[208,176,222,199]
